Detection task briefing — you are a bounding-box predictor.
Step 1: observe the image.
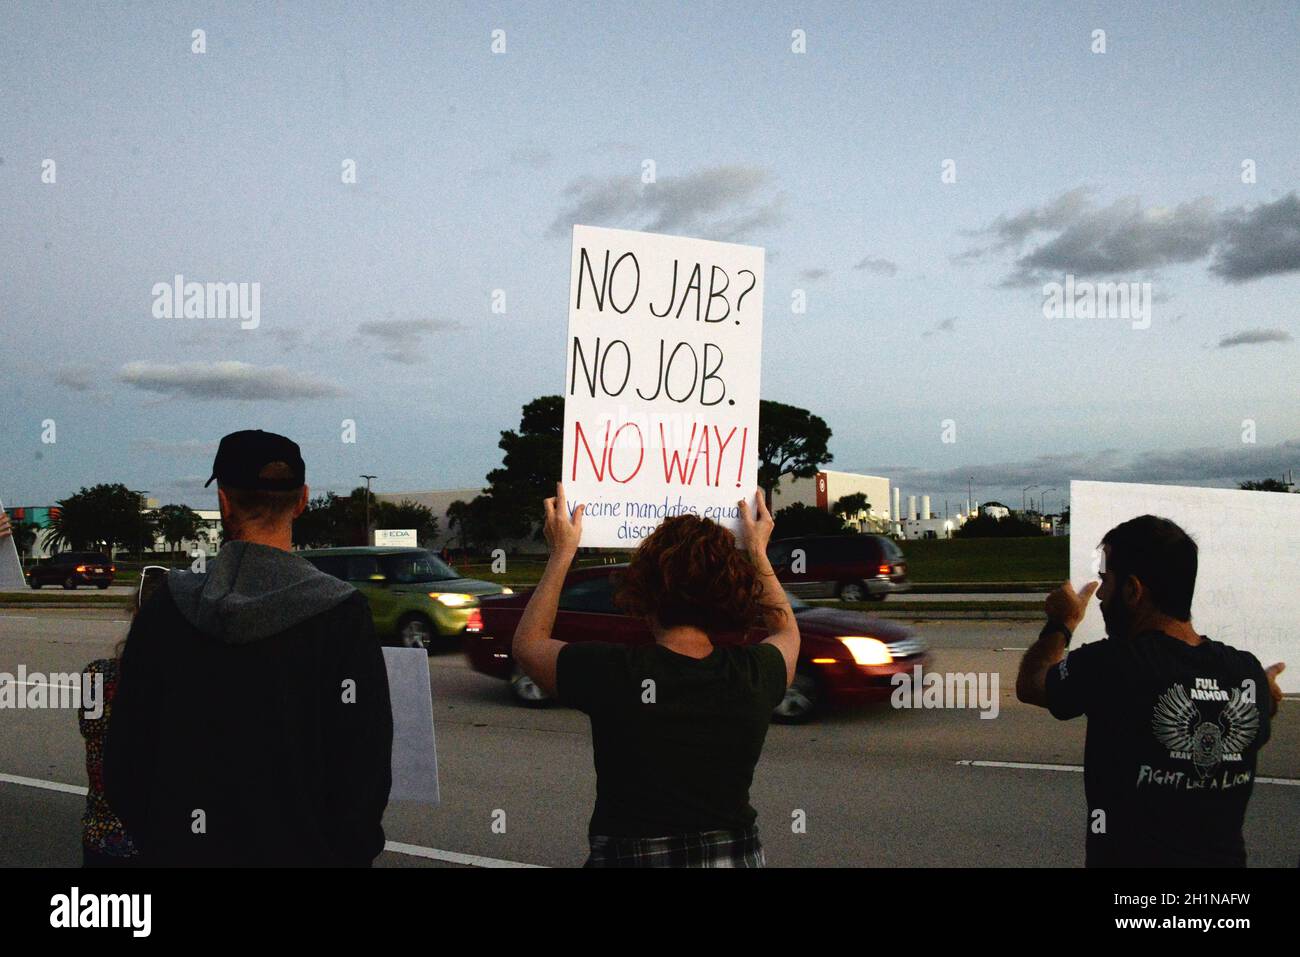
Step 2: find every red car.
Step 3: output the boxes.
[462,563,931,723]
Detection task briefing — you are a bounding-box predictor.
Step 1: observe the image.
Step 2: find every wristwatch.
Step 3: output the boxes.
[1040,619,1073,646]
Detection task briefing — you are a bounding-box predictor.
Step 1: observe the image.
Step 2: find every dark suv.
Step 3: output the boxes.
[767,534,909,602]
[27,552,115,590]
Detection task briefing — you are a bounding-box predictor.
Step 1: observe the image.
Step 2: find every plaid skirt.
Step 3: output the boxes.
[584,826,765,868]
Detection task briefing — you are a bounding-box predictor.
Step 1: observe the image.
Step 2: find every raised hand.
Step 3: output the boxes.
[737,489,775,555]
[542,482,584,556]
[1044,579,1099,632]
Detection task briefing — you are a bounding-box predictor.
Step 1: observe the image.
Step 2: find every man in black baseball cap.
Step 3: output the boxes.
[107,429,393,866]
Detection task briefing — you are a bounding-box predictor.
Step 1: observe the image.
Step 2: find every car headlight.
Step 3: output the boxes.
[431,592,475,607]
[839,636,893,666]
[500,587,514,595]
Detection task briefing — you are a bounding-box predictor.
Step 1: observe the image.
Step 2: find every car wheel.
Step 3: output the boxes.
[96,583,110,590]
[396,613,434,650]
[28,580,40,590]
[837,580,866,602]
[63,576,78,590]
[509,667,551,707]
[772,671,820,724]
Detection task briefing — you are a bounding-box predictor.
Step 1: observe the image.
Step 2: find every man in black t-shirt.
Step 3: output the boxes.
[1017,515,1284,867]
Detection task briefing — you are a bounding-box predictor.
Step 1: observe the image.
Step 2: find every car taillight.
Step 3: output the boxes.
[75,565,87,572]
[110,566,116,572]
[878,563,891,575]
[465,608,484,633]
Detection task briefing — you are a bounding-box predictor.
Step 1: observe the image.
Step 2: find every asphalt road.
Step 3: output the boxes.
[1,609,1296,868]
[21,585,1046,602]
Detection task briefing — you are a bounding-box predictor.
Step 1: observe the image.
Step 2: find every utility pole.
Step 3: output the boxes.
[361,475,377,545]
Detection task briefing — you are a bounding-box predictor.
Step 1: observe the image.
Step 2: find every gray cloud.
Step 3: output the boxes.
[874,439,1300,505]
[800,268,828,281]
[1007,195,1217,286]
[1212,192,1300,282]
[965,187,1095,254]
[356,318,460,363]
[118,361,344,400]
[963,189,1300,288]
[854,255,898,276]
[548,165,785,242]
[53,366,95,392]
[922,316,957,337]
[1217,328,1294,348]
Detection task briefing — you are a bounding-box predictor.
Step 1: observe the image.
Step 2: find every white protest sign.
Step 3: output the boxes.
[0,498,28,591]
[561,225,764,548]
[382,646,440,804]
[1069,480,1299,693]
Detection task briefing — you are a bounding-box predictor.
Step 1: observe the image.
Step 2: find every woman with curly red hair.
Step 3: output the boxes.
[512,483,799,867]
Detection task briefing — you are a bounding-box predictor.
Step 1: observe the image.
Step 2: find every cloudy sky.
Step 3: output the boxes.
[2,1,1297,514]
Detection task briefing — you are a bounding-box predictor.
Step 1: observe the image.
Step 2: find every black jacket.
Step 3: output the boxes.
[105,542,393,866]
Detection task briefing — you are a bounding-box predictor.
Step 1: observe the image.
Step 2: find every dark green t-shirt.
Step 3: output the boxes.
[557,641,788,838]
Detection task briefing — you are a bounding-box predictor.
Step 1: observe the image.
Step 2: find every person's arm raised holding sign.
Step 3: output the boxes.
[738,491,799,686]
[513,484,797,867]
[510,483,586,697]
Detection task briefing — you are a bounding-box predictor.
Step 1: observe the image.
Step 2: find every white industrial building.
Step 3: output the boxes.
[894,493,971,540]
[774,469,893,532]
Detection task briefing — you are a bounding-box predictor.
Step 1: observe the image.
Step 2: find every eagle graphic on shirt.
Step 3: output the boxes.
[1151,683,1259,778]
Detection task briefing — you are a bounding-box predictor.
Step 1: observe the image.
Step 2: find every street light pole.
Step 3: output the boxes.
[361,475,377,545]
[1022,484,1038,514]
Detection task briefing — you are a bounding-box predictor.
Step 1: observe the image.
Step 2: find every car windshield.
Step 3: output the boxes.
[380,551,460,584]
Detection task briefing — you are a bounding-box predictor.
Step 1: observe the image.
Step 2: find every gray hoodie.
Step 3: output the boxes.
[168,540,357,644]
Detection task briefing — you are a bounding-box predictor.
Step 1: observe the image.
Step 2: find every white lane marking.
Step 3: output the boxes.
[0,772,545,867]
[0,616,130,624]
[0,679,82,691]
[956,759,1299,786]
[0,772,88,796]
[383,840,544,868]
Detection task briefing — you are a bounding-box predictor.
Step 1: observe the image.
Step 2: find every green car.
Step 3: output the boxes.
[298,547,511,650]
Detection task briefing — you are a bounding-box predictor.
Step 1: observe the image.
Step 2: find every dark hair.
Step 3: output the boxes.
[219,462,302,533]
[614,514,777,635]
[1100,514,1197,620]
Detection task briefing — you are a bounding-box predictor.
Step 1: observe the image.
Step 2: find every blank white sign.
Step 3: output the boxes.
[1069,480,1298,693]
[0,499,27,591]
[382,646,440,804]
